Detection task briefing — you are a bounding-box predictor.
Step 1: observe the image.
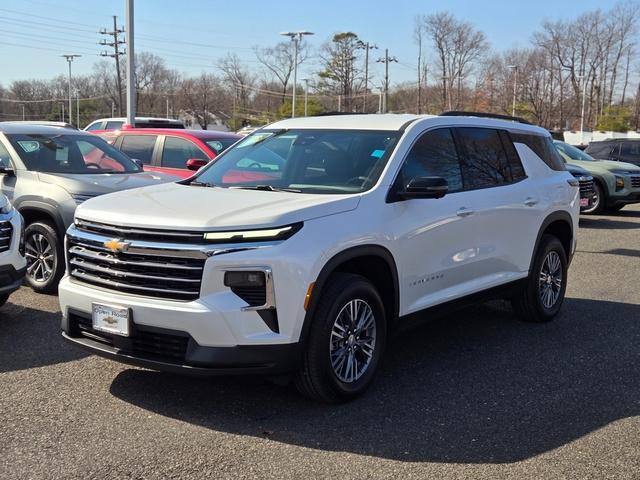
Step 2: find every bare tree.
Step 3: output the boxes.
[254,41,309,104]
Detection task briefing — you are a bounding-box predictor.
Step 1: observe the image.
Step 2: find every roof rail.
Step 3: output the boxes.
[439,111,532,125]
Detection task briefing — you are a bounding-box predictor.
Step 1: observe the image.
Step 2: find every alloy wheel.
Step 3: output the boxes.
[539,251,563,309]
[25,232,55,284]
[329,299,377,383]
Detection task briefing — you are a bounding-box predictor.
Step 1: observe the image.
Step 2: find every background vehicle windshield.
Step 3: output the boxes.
[195,129,400,194]
[7,133,141,174]
[555,141,596,162]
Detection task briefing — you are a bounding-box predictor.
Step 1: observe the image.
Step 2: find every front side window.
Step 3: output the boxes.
[105,121,124,130]
[119,135,157,165]
[162,137,208,169]
[620,142,640,157]
[456,128,513,189]
[194,129,401,194]
[400,128,463,192]
[6,133,141,174]
[85,122,104,132]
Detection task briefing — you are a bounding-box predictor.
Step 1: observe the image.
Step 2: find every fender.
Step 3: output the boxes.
[15,199,66,238]
[529,210,574,271]
[299,244,400,344]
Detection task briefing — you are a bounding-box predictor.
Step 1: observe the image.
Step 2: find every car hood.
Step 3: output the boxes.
[75,183,361,230]
[567,159,640,174]
[37,171,178,196]
[565,163,590,176]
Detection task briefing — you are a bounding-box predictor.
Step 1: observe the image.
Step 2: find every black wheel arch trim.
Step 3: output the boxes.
[299,245,400,344]
[15,199,66,238]
[529,210,574,272]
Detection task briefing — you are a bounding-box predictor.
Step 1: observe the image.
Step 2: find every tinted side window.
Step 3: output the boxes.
[499,131,527,181]
[456,128,513,189]
[620,142,640,157]
[105,121,124,130]
[119,135,157,164]
[512,133,566,170]
[161,137,208,169]
[585,143,614,158]
[85,122,104,132]
[400,128,463,192]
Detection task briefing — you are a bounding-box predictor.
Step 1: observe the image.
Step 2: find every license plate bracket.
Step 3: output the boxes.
[92,303,131,336]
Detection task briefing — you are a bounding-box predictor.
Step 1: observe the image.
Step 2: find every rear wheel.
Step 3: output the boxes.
[295,273,386,403]
[581,182,604,214]
[24,221,64,294]
[512,235,568,323]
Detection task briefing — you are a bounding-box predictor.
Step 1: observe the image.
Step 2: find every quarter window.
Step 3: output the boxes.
[456,128,513,189]
[119,135,157,164]
[400,128,463,192]
[511,133,565,171]
[161,137,208,169]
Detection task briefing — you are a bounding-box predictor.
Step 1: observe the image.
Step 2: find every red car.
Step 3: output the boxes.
[103,129,241,178]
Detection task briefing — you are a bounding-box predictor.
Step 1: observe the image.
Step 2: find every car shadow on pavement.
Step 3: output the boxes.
[0,300,87,373]
[109,297,640,464]
[579,217,640,230]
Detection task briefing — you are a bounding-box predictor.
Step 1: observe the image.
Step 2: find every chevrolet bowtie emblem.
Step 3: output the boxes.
[104,238,130,253]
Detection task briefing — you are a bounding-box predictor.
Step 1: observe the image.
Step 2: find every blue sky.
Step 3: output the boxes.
[0,0,615,87]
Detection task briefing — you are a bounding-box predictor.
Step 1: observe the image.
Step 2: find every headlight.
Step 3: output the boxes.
[71,193,96,204]
[615,175,625,190]
[203,223,302,243]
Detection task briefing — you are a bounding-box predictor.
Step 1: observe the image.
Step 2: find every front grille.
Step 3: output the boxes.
[231,285,267,306]
[70,312,189,363]
[579,178,595,197]
[67,225,206,301]
[75,219,205,243]
[0,220,12,253]
[631,176,640,188]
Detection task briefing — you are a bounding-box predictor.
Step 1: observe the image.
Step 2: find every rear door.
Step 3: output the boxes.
[158,136,210,177]
[117,134,159,168]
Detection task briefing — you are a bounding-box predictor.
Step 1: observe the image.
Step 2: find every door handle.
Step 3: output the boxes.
[524,197,539,207]
[456,207,475,217]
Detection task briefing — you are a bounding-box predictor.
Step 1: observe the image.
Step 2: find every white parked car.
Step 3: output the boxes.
[0,194,26,307]
[59,113,580,402]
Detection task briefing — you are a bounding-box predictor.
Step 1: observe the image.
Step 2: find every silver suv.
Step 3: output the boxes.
[0,123,176,293]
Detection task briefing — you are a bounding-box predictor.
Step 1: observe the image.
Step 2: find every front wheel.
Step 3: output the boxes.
[24,221,64,294]
[512,235,568,323]
[295,273,386,403]
[581,182,604,214]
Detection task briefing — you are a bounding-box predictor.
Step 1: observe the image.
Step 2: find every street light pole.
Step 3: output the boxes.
[357,41,377,113]
[280,30,314,118]
[20,104,25,121]
[302,79,309,116]
[61,54,81,124]
[125,0,136,126]
[507,65,518,117]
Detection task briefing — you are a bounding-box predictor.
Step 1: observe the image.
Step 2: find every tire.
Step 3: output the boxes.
[512,235,568,323]
[581,182,604,215]
[0,293,8,308]
[295,273,387,403]
[24,221,64,294]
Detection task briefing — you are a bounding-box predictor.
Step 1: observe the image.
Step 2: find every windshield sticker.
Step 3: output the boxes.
[17,141,40,153]
[371,149,385,159]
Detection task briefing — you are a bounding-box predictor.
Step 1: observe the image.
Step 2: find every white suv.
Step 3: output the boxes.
[59,113,580,402]
[0,194,26,307]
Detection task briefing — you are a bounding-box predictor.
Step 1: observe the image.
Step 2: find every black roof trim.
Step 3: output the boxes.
[440,111,532,125]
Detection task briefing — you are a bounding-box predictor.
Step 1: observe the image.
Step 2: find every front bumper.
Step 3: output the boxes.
[0,265,26,296]
[62,308,300,375]
[608,190,640,206]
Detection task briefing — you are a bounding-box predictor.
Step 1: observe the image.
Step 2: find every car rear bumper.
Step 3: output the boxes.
[62,308,300,376]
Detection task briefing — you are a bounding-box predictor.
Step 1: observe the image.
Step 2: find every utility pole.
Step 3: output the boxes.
[20,104,24,121]
[166,97,170,118]
[377,49,398,113]
[280,30,314,118]
[61,54,80,124]
[100,16,125,116]
[578,74,587,145]
[60,102,65,122]
[357,41,377,113]
[125,0,136,126]
[507,65,518,117]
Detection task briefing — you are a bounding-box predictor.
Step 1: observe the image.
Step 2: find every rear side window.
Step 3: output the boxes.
[85,122,104,132]
[511,133,565,171]
[161,137,208,169]
[455,128,514,189]
[499,131,527,181]
[586,142,616,159]
[105,121,124,130]
[620,142,640,157]
[400,128,463,192]
[119,135,157,164]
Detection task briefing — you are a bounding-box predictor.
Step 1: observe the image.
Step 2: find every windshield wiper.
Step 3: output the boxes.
[189,180,216,187]
[231,185,302,193]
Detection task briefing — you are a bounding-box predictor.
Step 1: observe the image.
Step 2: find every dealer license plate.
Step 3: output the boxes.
[92,303,130,336]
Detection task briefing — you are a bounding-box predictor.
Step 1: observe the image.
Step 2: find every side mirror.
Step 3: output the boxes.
[186,158,208,171]
[399,176,448,199]
[0,165,15,176]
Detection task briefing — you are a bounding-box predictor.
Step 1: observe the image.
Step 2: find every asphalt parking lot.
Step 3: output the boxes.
[1,206,639,480]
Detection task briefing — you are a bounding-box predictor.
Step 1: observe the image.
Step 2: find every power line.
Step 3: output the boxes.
[0,7,101,29]
[0,41,100,56]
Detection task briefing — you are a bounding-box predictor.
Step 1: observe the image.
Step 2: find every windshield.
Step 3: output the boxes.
[205,139,237,155]
[554,141,596,162]
[7,133,141,174]
[193,129,401,194]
